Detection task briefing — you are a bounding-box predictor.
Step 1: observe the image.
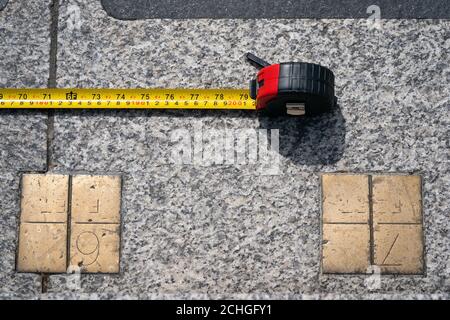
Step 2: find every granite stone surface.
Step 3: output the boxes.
[0,0,448,299]
[40,0,450,299]
[0,0,50,299]
[0,0,49,172]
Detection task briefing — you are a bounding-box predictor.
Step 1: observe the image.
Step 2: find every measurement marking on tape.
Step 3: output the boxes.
[0,89,255,110]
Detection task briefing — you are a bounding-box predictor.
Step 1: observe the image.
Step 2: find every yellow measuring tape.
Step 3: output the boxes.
[0,88,255,110]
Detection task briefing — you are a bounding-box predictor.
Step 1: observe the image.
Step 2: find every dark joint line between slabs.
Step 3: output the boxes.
[322,222,368,225]
[73,222,120,225]
[368,175,375,266]
[377,222,422,225]
[46,0,60,171]
[22,221,66,224]
[41,0,60,293]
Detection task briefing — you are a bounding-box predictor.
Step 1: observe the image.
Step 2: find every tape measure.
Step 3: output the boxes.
[0,88,254,110]
[0,53,336,116]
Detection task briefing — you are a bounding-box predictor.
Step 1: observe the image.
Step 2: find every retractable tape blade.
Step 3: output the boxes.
[0,88,255,110]
[0,53,336,116]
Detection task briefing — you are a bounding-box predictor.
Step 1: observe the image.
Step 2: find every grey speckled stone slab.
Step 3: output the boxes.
[34,292,449,300]
[51,169,323,295]
[0,0,50,299]
[101,0,450,19]
[0,0,49,171]
[47,0,450,298]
